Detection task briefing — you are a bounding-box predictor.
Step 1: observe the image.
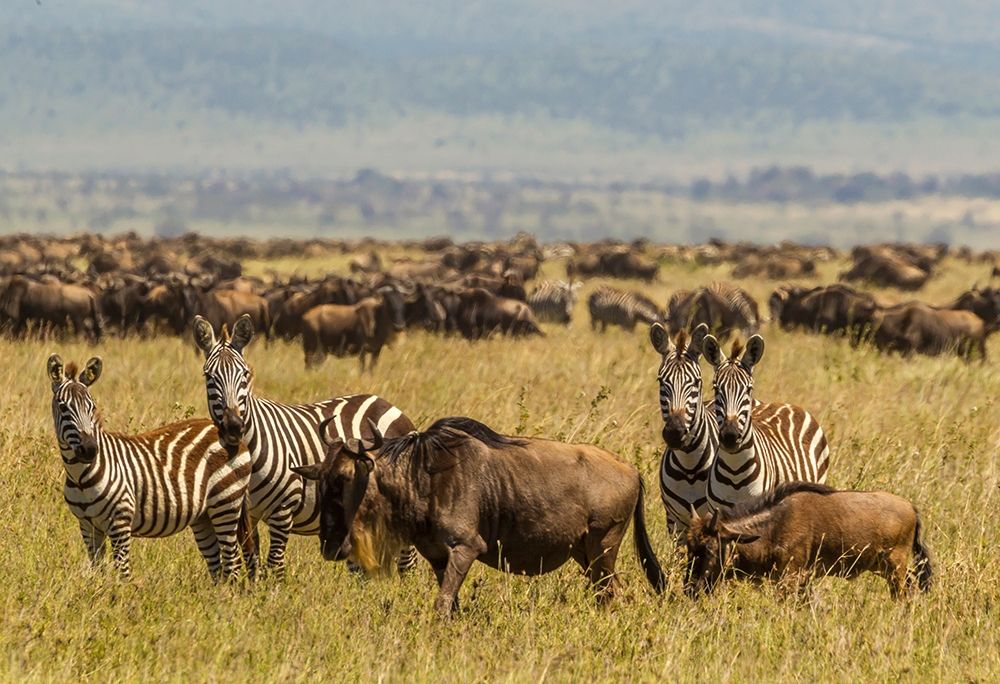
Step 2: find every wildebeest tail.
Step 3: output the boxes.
[90,296,103,342]
[632,478,666,594]
[912,511,932,592]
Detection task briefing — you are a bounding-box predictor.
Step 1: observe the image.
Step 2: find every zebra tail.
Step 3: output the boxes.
[236,493,259,574]
[912,511,932,592]
[632,478,666,594]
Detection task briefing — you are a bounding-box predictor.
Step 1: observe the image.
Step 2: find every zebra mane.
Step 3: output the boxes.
[675,329,688,355]
[725,482,837,521]
[64,361,79,380]
[730,338,744,360]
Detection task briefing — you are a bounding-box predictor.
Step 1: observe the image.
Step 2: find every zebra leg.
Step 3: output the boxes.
[79,519,107,566]
[264,506,295,580]
[107,519,134,580]
[396,546,419,575]
[191,516,223,581]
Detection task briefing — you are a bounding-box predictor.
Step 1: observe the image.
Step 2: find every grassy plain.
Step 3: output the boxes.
[1,253,998,681]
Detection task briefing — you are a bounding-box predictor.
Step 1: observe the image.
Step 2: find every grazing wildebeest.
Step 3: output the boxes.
[769,283,878,340]
[0,275,102,341]
[870,302,987,360]
[840,251,929,290]
[685,482,932,598]
[292,417,665,616]
[300,287,406,370]
[456,288,543,339]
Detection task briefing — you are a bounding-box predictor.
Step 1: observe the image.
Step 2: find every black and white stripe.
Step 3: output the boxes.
[48,354,251,580]
[527,280,581,324]
[589,285,663,331]
[702,333,830,509]
[194,315,416,579]
[649,323,717,532]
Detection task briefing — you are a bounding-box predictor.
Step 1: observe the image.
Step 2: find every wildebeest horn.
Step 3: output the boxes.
[317,416,338,447]
[363,417,385,450]
[689,504,699,523]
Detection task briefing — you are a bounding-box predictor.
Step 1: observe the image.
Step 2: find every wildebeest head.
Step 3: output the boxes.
[193,314,255,448]
[47,354,104,470]
[702,332,765,452]
[684,506,761,597]
[292,418,382,564]
[650,322,710,449]
[378,286,407,332]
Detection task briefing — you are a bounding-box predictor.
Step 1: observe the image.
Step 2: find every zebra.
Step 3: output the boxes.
[527,280,582,324]
[667,281,760,341]
[649,322,717,532]
[701,333,830,509]
[192,313,418,579]
[588,285,663,331]
[47,354,252,580]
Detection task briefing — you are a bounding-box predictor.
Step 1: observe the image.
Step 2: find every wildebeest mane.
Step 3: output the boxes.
[726,481,837,521]
[378,416,527,473]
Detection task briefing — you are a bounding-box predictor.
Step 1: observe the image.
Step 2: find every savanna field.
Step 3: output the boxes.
[2,251,998,681]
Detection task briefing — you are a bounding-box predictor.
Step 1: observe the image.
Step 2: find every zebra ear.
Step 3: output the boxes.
[47,354,65,386]
[742,335,765,370]
[702,334,724,366]
[192,316,217,357]
[80,357,103,386]
[688,323,710,359]
[291,463,323,481]
[230,314,254,353]
[649,322,672,354]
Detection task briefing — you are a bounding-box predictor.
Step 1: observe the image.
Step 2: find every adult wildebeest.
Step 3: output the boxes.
[870,302,987,360]
[456,288,542,339]
[300,287,406,370]
[769,283,878,340]
[840,250,930,290]
[0,275,102,341]
[685,482,932,598]
[186,287,272,342]
[292,417,665,616]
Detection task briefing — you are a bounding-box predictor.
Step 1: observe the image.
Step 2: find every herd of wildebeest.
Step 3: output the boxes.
[24,230,1000,614]
[4,233,1000,364]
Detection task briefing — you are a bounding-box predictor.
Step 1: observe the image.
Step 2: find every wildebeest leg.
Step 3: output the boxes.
[583,525,626,603]
[435,541,484,616]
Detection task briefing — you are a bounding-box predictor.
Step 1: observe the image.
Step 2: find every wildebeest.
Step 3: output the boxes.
[300,286,406,369]
[292,417,665,615]
[870,302,987,360]
[456,288,543,339]
[684,482,932,598]
[187,288,272,343]
[769,283,878,340]
[666,282,759,340]
[588,285,663,331]
[0,275,102,341]
[840,248,930,290]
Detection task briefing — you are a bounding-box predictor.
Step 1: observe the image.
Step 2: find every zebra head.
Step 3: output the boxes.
[702,333,765,452]
[650,322,710,449]
[193,314,255,448]
[47,354,103,467]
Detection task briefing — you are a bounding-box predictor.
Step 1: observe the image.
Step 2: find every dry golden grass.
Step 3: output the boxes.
[2,254,998,681]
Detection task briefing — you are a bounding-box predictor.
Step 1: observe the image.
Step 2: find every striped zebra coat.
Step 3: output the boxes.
[527,280,581,324]
[667,281,760,341]
[48,355,252,580]
[702,334,830,509]
[589,285,663,331]
[192,314,417,578]
[649,322,718,531]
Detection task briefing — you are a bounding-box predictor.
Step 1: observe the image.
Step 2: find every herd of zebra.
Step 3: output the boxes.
[49,297,842,598]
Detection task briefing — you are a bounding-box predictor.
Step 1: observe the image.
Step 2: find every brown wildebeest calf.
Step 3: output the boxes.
[685,482,932,598]
[292,416,665,616]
